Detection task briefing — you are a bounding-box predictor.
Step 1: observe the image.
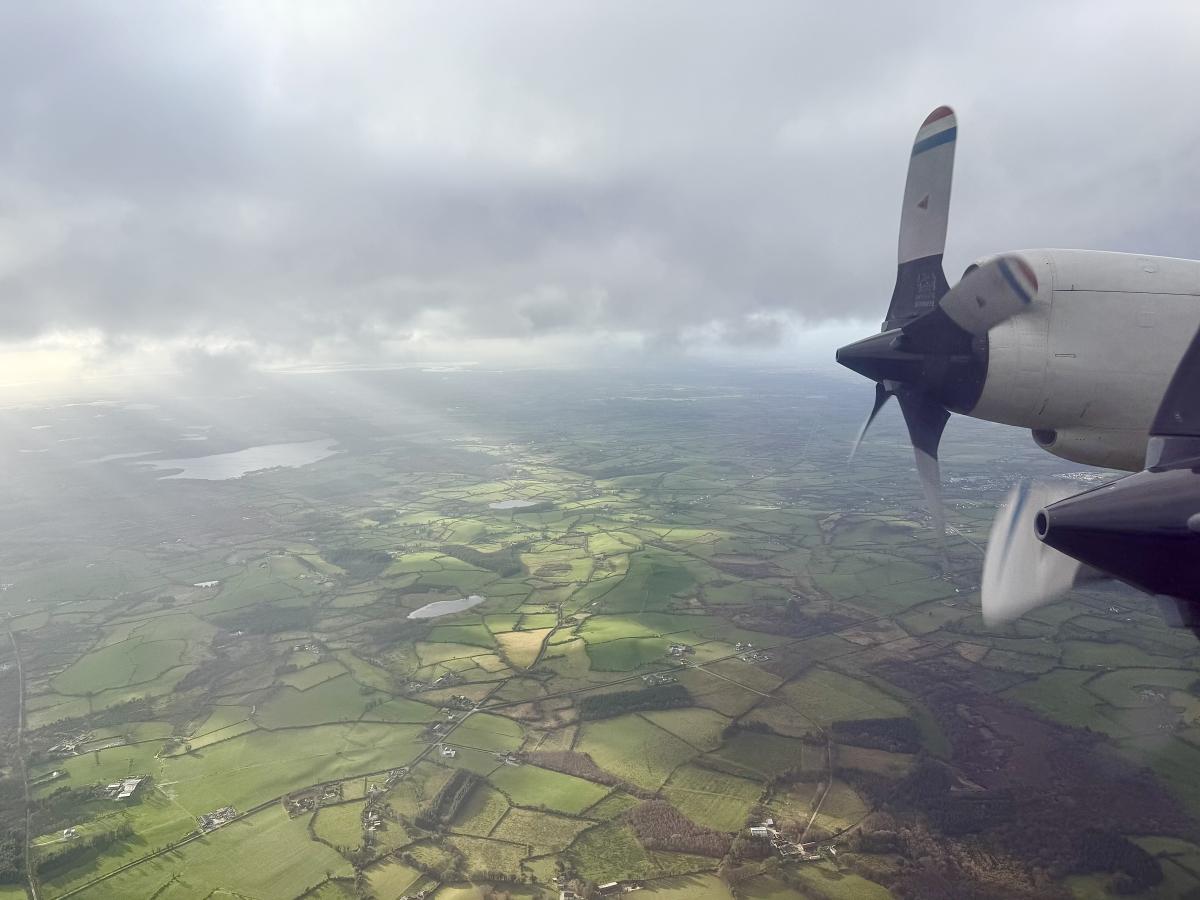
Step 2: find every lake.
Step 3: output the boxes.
[407,594,485,619]
[143,438,339,480]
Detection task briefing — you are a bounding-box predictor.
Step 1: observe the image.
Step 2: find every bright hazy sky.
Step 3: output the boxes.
[2,1,1199,388]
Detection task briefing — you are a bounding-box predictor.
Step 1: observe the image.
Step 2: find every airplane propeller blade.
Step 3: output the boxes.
[902,255,1039,352]
[838,106,984,542]
[897,392,950,538]
[941,256,1038,336]
[849,383,892,462]
[885,106,956,330]
[981,480,1101,624]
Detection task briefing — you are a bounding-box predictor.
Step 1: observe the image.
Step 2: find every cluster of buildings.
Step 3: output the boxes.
[364,808,384,832]
[198,806,236,832]
[366,768,411,801]
[411,672,466,693]
[667,643,694,658]
[285,794,318,815]
[558,880,642,899]
[47,732,92,757]
[438,744,457,759]
[284,782,344,816]
[641,672,676,686]
[735,642,772,663]
[747,820,832,862]
[104,777,145,800]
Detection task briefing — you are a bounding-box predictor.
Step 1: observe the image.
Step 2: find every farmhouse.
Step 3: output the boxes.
[198,806,237,832]
[440,745,457,758]
[105,777,144,800]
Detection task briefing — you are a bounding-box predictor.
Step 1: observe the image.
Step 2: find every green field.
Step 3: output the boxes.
[77,806,351,899]
[708,731,806,779]
[53,638,187,695]
[489,764,610,815]
[256,674,378,728]
[662,764,762,831]
[452,784,510,836]
[490,807,591,852]
[364,859,424,898]
[312,801,365,849]
[775,667,907,725]
[577,716,699,790]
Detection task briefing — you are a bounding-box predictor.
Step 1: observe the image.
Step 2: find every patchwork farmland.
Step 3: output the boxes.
[2,369,1199,898]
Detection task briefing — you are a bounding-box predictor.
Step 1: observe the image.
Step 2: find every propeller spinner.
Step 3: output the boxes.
[836,106,1037,535]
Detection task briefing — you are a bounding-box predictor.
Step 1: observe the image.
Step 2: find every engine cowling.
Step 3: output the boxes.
[967,249,1200,472]
[1029,426,1146,471]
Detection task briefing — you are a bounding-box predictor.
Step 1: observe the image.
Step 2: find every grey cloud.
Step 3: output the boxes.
[1,1,1200,365]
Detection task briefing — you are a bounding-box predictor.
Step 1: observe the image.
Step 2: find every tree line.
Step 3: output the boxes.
[439,543,525,577]
[415,769,479,830]
[831,717,922,753]
[578,683,691,720]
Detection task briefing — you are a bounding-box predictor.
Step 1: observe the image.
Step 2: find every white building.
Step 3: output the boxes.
[114,777,144,799]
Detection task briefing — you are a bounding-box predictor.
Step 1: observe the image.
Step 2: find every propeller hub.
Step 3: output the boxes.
[836,329,919,384]
[836,327,987,414]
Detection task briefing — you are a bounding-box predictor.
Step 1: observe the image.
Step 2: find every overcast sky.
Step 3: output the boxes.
[2,1,1200,385]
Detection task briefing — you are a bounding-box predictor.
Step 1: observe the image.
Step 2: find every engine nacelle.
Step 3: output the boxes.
[969,249,1200,472]
[1030,426,1147,470]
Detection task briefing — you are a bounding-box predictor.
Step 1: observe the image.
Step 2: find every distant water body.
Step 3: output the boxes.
[144,439,339,480]
[408,594,485,619]
[489,499,540,509]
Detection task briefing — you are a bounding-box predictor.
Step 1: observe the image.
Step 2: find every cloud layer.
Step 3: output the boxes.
[2,1,1199,369]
